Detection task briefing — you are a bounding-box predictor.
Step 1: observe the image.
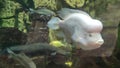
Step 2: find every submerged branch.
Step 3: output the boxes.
[7,48,36,68]
[8,43,70,56]
[3,43,70,68]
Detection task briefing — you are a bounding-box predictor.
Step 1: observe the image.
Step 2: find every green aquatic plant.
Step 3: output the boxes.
[11,0,35,9]
[65,0,85,8]
[34,0,60,10]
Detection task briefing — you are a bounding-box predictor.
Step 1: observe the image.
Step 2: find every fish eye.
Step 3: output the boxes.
[89,34,92,37]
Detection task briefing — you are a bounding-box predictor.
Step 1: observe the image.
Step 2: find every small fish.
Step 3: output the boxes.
[29,8,55,16]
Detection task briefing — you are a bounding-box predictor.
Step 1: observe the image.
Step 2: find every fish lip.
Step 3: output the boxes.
[78,42,104,50]
[81,46,101,50]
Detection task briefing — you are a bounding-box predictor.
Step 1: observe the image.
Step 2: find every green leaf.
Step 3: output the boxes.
[50,41,65,47]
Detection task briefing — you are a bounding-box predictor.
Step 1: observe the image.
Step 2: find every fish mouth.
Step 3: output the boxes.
[80,45,101,50]
[77,41,104,50]
[86,39,104,50]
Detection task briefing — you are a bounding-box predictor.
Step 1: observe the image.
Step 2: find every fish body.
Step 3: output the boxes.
[47,8,104,50]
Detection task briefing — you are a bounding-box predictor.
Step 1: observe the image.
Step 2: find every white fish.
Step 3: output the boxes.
[47,9,104,50]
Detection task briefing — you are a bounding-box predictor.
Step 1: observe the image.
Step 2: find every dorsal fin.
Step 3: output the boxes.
[57,8,90,19]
